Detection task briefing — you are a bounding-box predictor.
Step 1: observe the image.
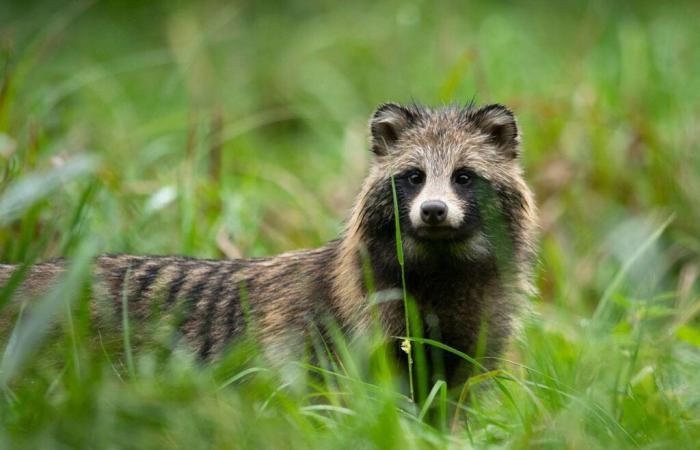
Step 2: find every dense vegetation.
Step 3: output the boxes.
[1,1,699,448]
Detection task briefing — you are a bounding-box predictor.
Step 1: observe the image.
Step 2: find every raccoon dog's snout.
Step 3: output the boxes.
[420,200,448,225]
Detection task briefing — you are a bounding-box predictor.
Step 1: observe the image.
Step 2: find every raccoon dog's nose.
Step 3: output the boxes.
[420,200,448,225]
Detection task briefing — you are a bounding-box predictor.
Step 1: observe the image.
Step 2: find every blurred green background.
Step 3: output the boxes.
[1,1,699,448]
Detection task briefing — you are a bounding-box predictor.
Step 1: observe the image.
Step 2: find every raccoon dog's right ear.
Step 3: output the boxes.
[369,103,415,156]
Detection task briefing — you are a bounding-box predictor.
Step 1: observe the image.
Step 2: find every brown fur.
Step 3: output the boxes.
[0,102,537,384]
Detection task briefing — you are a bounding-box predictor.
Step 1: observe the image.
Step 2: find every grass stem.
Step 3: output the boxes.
[390,175,414,402]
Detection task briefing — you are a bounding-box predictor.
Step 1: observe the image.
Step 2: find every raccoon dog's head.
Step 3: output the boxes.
[358,102,535,261]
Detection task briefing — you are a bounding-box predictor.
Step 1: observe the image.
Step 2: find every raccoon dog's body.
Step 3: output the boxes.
[0,102,537,384]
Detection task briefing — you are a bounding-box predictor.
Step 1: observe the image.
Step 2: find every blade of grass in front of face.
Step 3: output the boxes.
[390,174,414,403]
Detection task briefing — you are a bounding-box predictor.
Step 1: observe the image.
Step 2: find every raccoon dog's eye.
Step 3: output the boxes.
[453,170,472,186]
[407,170,425,186]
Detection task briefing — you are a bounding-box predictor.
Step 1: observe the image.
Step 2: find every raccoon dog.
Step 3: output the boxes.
[0,102,537,385]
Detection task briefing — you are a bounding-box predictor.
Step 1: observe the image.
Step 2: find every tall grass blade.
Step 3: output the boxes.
[418,379,447,428]
[0,239,96,385]
[121,267,135,377]
[592,214,674,322]
[390,175,414,402]
[0,156,97,226]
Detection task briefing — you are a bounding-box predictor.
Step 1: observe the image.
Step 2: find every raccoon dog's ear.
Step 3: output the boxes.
[369,103,415,156]
[473,104,520,159]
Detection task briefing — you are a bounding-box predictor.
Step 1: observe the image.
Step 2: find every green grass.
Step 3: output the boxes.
[1,0,700,448]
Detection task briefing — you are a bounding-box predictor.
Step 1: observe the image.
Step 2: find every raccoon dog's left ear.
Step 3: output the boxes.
[473,104,521,159]
[369,103,416,156]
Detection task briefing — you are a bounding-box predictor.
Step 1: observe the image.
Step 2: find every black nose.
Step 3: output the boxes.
[420,200,448,225]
